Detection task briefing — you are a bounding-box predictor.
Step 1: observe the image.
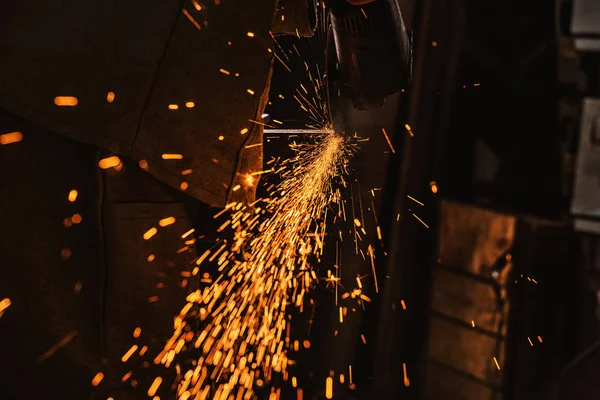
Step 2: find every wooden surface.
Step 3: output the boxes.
[430,267,508,335]
[424,200,515,399]
[436,200,516,276]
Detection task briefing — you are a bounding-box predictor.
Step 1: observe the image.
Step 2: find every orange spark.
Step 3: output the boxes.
[0,131,23,145]
[68,190,78,202]
[143,227,158,240]
[159,217,176,227]
[54,96,78,106]
[98,156,121,169]
[381,128,395,154]
[91,372,104,386]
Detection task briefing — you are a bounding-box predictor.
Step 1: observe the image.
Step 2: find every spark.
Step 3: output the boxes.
[407,195,424,206]
[182,9,202,30]
[60,248,71,260]
[148,377,163,396]
[367,245,378,293]
[107,92,115,103]
[155,131,353,398]
[181,228,195,239]
[159,217,176,227]
[430,181,439,193]
[325,377,333,398]
[249,118,276,128]
[54,96,78,106]
[275,53,292,72]
[122,345,139,362]
[493,357,501,370]
[68,190,78,202]
[91,372,104,387]
[143,227,158,240]
[133,327,142,338]
[411,213,429,228]
[162,154,184,160]
[403,363,410,387]
[0,131,23,145]
[381,128,395,154]
[0,298,11,315]
[98,156,121,169]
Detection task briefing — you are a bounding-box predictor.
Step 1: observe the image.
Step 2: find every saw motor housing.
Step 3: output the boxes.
[327,0,413,112]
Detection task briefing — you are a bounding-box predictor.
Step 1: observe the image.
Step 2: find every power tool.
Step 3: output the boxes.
[326,0,413,128]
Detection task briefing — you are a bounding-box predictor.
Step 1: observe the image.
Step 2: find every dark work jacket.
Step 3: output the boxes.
[0,0,315,208]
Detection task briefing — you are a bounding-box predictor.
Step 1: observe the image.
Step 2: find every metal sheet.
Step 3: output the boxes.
[572,98,600,221]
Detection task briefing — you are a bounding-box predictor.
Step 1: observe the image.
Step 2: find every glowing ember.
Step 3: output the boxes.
[68,190,78,202]
[0,131,23,145]
[162,154,184,160]
[98,156,121,170]
[159,217,176,227]
[54,96,78,106]
[143,228,158,240]
[0,298,11,315]
[91,372,104,387]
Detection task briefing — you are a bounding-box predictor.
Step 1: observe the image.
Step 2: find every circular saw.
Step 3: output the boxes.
[325,0,413,131]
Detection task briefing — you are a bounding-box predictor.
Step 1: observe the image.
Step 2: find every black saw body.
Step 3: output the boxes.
[326,0,412,131]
